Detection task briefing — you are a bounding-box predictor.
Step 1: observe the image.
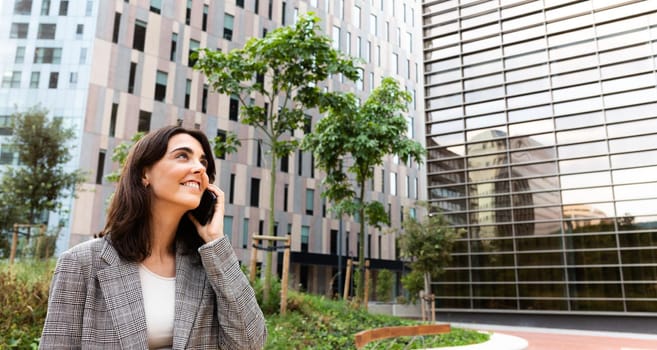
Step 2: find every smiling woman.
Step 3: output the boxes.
[39,126,267,349]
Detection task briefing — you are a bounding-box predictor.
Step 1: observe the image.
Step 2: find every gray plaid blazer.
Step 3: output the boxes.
[40,236,267,349]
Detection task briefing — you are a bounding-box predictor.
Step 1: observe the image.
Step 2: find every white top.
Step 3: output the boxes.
[139,264,175,349]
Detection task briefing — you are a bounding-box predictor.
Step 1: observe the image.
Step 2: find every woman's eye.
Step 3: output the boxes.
[200,159,209,168]
[175,153,189,160]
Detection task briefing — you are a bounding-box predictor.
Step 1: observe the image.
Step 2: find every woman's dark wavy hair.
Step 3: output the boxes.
[102,125,216,262]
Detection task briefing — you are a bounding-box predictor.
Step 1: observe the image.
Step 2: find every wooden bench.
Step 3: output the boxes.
[354,323,451,349]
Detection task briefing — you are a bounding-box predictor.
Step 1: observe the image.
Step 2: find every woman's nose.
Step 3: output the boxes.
[192,160,206,173]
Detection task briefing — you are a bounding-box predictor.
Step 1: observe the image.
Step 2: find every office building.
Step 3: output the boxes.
[1,0,425,296]
[424,0,657,318]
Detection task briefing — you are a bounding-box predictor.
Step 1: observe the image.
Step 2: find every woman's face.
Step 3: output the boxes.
[143,133,209,213]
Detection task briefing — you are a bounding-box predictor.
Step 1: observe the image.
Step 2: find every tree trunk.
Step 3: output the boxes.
[424,272,432,321]
[357,182,366,302]
[264,152,277,304]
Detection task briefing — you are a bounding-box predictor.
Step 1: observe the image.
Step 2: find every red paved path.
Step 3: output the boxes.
[477,328,657,350]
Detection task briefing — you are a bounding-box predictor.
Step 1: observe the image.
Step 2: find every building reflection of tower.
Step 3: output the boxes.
[467,130,560,239]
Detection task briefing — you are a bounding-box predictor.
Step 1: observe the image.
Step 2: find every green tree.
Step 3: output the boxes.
[194,13,359,302]
[396,205,463,318]
[0,106,86,246]
[303,77,425,302]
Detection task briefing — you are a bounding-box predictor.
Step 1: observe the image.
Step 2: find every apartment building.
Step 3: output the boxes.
[0,0,425,296]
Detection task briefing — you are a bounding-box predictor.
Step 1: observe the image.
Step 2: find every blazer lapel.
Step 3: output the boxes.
[97,240,148,350]
[172,251,206,349]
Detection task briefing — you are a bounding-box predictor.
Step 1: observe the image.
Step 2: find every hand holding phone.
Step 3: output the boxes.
[191,189,217,225]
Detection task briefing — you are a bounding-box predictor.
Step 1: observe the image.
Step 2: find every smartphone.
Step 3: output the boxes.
[191,189,216,225]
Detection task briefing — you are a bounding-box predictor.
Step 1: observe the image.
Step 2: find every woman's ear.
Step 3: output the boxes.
[142,174,149,187]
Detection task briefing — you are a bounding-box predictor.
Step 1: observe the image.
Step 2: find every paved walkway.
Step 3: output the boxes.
[451,323,657,350]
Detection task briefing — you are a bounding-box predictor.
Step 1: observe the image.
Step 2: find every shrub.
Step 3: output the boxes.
[375,269,393,302]
[0,259,54,349]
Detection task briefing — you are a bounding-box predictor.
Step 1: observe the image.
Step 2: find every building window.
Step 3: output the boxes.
[254,0,259,14]
[85,0,92,16]
[301,225,309,252]
[29,71,39,88]
[216,129,226,159]
[353,5,360,28]
[112,12,120,43]
[170,32,177,61]
[14,0,32,14]
[303,115,311,134]
[0,144,17,165]
[154,70,167,102]
[267,0,272,19]
[133,19,147,51]
[250,178,260,207]
[185,79,191,108]
[188,39,199,67]
[280,154,288,172]
[306,188,314,215]
[229,96,239,121]
[223,13,234,40]
[202,4,208,31]
[149,0,161,14]
[15,46,25,63]
[0,116,12,135]
[242,218,249,248]
[332,25,340,50]
[381,168,385,192]
[236,0,244,8]
[79,47,87,64]
[138,110,151,132]
[201,84,208,113]
[76,24,83,39]
[256,140,262,167]
[390,172,397,196]
[48,71,58,88]
[281,1,286,25]
[109,103,118,137]
[2,71,21,88]
[33,47,61,63]
[185,0,192,25]
[229,173,235,204]
[37,23,56,39]
[10,23,29,39]
[69,72,78,87]
[297,150,303,176]
[283,184,288,211]
[58,0,68,15]
[96,150,106,184]
[128,62,137,93]
[41,0,50,15]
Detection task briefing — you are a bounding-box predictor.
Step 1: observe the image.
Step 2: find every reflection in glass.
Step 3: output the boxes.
[622,266,657,281]
[612,166,657,184]
[569,283,622,298]
[621,248,657,264]
[518,283,565,297]
[516,236,562,251]
[559,156,608,173]
[614,182,657,201]
[561,172,611,189]
[516,252,563,265]
[517,268,565,281]
[618,232,657,247]
[611,149,657,168]
[471,238,515,253]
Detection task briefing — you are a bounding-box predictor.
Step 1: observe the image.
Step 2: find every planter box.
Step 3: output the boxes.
[368,302,422,319]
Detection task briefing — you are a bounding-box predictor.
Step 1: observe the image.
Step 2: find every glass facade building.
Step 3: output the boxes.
[423,0,657,314]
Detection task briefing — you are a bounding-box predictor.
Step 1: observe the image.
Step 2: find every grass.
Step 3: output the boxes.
[2,259,489,349]
[265,292,489,349]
